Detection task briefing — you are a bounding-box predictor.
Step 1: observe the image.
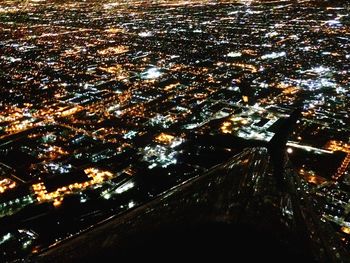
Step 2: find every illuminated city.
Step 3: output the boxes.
[0,0,349,261]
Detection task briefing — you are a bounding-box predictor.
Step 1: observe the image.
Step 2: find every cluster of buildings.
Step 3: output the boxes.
[0,0,349,260]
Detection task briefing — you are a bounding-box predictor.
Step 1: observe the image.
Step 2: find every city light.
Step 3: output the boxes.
[0,0,349,260]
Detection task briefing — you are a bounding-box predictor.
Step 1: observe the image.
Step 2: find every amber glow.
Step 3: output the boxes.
[341,226,350,235]
[325,141,350,180]
[242,95,249,103]
[155,133,175,145]
[98,45,129,55]
[0,178,17,194]
[298,169,326,185]
[32,168,114,205]
[221,121,232,134]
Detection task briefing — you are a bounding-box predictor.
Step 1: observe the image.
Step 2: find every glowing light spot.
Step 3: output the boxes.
[227,52,242,58]
[53,199,62,207]
[128,201,135,209]
[261,51,286,60]
[138,31,153,37]
[324,19,342,27]
[242,95,249,103]
[142,67,162,79]
[341,226,350,235]
[115,182,135,194]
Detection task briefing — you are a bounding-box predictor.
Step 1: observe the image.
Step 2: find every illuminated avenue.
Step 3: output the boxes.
[0,0,349,260]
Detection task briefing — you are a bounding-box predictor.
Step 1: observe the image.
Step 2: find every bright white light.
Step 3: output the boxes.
[142,67,162,79]
[22,240,32,249]
[128,201,135,209]
[138,31,153,37]
[265,31,278,38]
[123,130,137,139]
[311,66,330,74]
[103,193,111,200]
[261,51,286,60]
[0,233,11,245]
[228,11,239,15]
[287,148,293,154]
[148,163,157,169]
[227,52,242,58]
[115,182,135,194]
[336,86,346,94]
[324,20,342,27]
[171,141,181,148]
